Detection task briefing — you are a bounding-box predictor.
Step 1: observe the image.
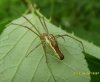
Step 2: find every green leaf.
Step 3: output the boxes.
[0,11,100,82]
[0,18,12,34]
[84,52,100,82]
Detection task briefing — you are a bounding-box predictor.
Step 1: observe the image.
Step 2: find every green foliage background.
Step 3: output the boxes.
[0,0,100,46]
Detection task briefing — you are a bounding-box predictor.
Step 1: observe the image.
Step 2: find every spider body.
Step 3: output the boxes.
[40,33,64,60]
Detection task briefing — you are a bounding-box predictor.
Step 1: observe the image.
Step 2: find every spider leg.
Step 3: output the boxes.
[22,16,41,35]
[35,11,49,34]
[56,34,85,53]
[11,23,40,37]
[42,43,57,82]
[26,42,42,57]
[55,35,65,41]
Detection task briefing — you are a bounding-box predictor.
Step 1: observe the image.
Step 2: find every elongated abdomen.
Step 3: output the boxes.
[52,44,64,60]
[47,34,64,60]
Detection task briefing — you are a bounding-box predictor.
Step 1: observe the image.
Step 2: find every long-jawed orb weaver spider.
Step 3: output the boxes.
[11,11,85,82]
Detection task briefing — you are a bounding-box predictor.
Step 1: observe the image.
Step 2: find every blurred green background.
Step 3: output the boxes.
[0,0,100,46]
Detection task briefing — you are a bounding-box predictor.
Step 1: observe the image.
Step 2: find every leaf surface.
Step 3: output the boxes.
[1,11,99,82]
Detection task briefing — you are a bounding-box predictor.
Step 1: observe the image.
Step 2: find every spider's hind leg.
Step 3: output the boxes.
[56,34,85,53]
[55,35,65,41]
[42,44,57,82]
